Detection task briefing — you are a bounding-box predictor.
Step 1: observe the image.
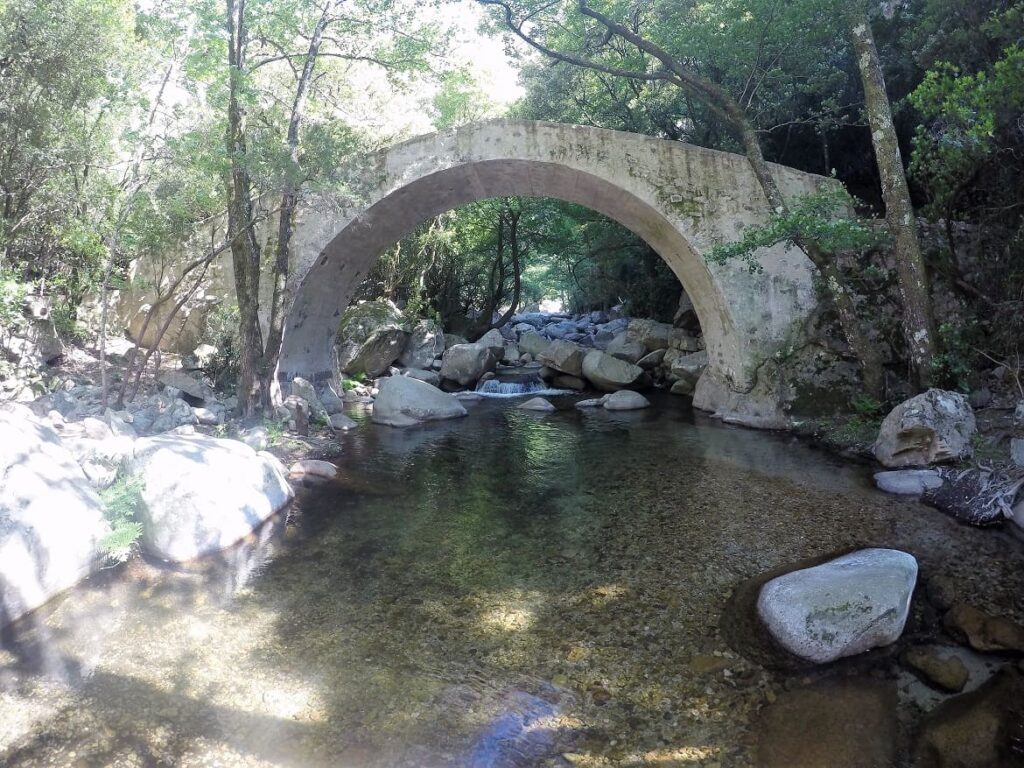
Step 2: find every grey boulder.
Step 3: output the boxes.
[757,548,918,663]
[581,349,646,392]
[440,343,497,386]
[371,376,467,427]
[399,319,444,369]
[335,300,409,378]
[537,339,585,377]
[603,390,651,411]
[874,389,976,467]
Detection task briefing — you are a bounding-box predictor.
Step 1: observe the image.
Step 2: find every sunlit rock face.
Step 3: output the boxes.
[129,434,293,562]
[0,403,109,626]
[757,548,918,664]
[279,119,835,423]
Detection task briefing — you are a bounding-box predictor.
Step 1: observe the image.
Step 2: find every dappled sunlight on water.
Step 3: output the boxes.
[2,394,1023,766]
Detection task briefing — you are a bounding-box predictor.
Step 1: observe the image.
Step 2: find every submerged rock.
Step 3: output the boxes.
[757,548,918,663]
[756,678,898,768]
[874,469,944,496]
[518,397,556,412]
[903,646,970,692]
[603,390,650,411]
[0,404,110,625]
[943,602,1024,653]
[575,397,606,408]
[129,434,293,562]
[371,376,467,427]
[914,666,1024,768]
[874,389,976,467]
[289,459,338,480]
[329,412,357,431]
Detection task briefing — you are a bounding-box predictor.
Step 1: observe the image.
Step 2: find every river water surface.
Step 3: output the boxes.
[2,394,1023,767]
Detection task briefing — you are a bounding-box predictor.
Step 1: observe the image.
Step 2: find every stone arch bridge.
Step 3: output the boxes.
[278,119,834,425]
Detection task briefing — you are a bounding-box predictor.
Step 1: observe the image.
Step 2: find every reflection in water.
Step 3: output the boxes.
[1,394,1023,767]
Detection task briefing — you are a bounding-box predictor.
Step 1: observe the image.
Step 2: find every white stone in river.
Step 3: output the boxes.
[873,469,943,496]
[603,390,650,411]
[289,459,338,480]
[757,548,918,664]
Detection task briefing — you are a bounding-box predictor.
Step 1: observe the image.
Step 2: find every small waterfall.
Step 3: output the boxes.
[475,375,569,398]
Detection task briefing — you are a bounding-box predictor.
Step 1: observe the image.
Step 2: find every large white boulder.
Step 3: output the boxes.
[581,349,646,392]
[129,434,294,562]
[537,339,585,377]
[874,389,976,467]
[371,376,467,427]
[0,404,110,625]
[440,342,497,386]
[757,548,918,663]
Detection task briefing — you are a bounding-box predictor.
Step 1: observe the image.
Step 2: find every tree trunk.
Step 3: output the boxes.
[847,7,936,387]
[257,4,332,412]
[225,0,262,417]
[490,208,522,329]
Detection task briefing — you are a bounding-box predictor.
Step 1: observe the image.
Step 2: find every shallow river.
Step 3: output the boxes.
[2,394,1023,767]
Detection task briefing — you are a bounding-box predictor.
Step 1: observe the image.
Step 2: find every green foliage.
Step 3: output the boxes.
[98,473,145,563]
[929,321,978,393]
[0,270,28,331]
[265,418,289,446]
[200,303,241,394]
[850,393,885,420]
[909,43,1024,213]
[708,187,883,273]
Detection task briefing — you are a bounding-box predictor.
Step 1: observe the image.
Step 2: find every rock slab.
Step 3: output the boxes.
[757,548,918,663]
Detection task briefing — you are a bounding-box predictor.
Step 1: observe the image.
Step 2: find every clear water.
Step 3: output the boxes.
[2,394,1022,767]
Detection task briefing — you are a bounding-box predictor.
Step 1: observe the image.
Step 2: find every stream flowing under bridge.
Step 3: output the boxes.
[277,119,835,425]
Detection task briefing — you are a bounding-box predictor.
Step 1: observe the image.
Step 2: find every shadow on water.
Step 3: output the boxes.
[2,394,1024,766]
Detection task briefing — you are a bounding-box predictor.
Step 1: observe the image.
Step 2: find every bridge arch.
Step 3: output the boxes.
[279,120,831,419]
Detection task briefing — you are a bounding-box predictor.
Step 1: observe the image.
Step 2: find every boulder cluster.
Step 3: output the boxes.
[331,300,708,397]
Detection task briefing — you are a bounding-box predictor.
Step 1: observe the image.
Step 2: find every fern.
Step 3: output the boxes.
[98,473,145,563]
